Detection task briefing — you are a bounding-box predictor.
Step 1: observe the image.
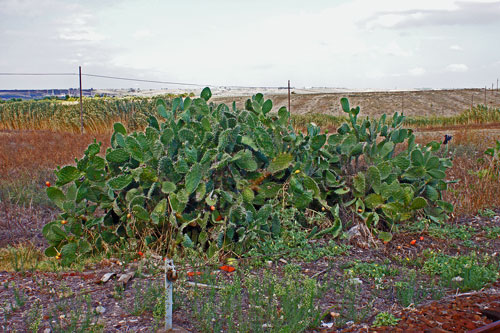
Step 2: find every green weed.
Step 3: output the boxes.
[344,260,399,279]
[393,270,444,307]
[422,251,499,291]
[372,312,400,327]
[189,268,324,332]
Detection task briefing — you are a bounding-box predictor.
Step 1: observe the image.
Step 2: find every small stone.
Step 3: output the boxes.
[464,321,476,330]
[349,277,363,285]
[347,225,361,238]
[43,329,51,333]
[96,305,106,314]
[330,311,340,318]
[118,272,134,286]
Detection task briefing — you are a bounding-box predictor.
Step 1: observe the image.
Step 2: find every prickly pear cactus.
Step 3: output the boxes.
[323,98,453,242]
[42,88,453,264]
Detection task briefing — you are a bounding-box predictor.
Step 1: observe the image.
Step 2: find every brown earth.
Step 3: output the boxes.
[2,212,500,332]
[2,90,500,332]
[212,88,500,118]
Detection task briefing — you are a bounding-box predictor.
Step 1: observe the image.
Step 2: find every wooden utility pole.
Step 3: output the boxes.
[484,86,487,105]
[79,66,83,134]
[287,80,291,112]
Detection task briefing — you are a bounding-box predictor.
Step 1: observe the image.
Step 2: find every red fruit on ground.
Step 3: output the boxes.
[220,265,236,273]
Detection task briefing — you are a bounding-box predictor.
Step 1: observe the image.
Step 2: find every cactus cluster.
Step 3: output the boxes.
[42,88,453,264]
[327,98,453,242]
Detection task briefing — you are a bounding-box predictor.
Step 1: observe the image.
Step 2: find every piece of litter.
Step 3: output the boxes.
[100,272,116,283]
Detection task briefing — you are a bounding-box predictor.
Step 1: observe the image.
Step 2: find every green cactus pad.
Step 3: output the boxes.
[267,153,293,174]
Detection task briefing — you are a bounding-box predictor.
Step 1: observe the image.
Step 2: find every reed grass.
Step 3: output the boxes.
[0,97,171,134]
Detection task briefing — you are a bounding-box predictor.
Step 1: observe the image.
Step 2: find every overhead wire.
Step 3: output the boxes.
[0,72,289,90]
[82,73,207,87]
[0,72,77,76]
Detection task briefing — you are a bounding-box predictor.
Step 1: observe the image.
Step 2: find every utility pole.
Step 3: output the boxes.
[287,80,291,112]
[79,66,83,134]
[484,86,486,106]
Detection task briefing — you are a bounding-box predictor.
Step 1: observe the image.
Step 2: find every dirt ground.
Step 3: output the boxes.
[212,88,500,118]
[1,212,500,332]
[2,89,500,331]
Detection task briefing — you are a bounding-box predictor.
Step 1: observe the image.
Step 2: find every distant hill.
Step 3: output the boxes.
[0,89,95,100]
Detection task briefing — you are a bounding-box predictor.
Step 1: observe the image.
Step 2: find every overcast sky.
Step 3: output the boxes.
[1,0,500,90]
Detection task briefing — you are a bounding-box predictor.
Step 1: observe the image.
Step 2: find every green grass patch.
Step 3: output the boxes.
[421,250,499,291]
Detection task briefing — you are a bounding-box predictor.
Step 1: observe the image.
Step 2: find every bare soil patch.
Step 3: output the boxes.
[212,88,500,118]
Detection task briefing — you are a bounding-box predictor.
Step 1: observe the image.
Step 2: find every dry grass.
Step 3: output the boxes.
[0,202,57,247]
[443,156,500,216]
[213,88,500,118]
[0,130,110,177]
[0,242,48,271]
[0,98,160,134]
[427,128,500,216]
[0,130,111,249]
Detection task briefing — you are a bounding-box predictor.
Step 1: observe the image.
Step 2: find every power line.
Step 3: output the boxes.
[83,73,286,89]
[0,72,77,76]
[82,73,207,87]
[0,71,287,89]
[0,71,281,89]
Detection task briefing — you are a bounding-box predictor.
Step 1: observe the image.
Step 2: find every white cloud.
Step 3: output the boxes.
[382,41,412,57]
[57,13,105,42]
[364,1,500,29]
[59,30,105,42]
[409,67,426,76]
[1,0,499,89]
[445,64,468,72]
[132,29,153,39]
[366,69,386,79]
